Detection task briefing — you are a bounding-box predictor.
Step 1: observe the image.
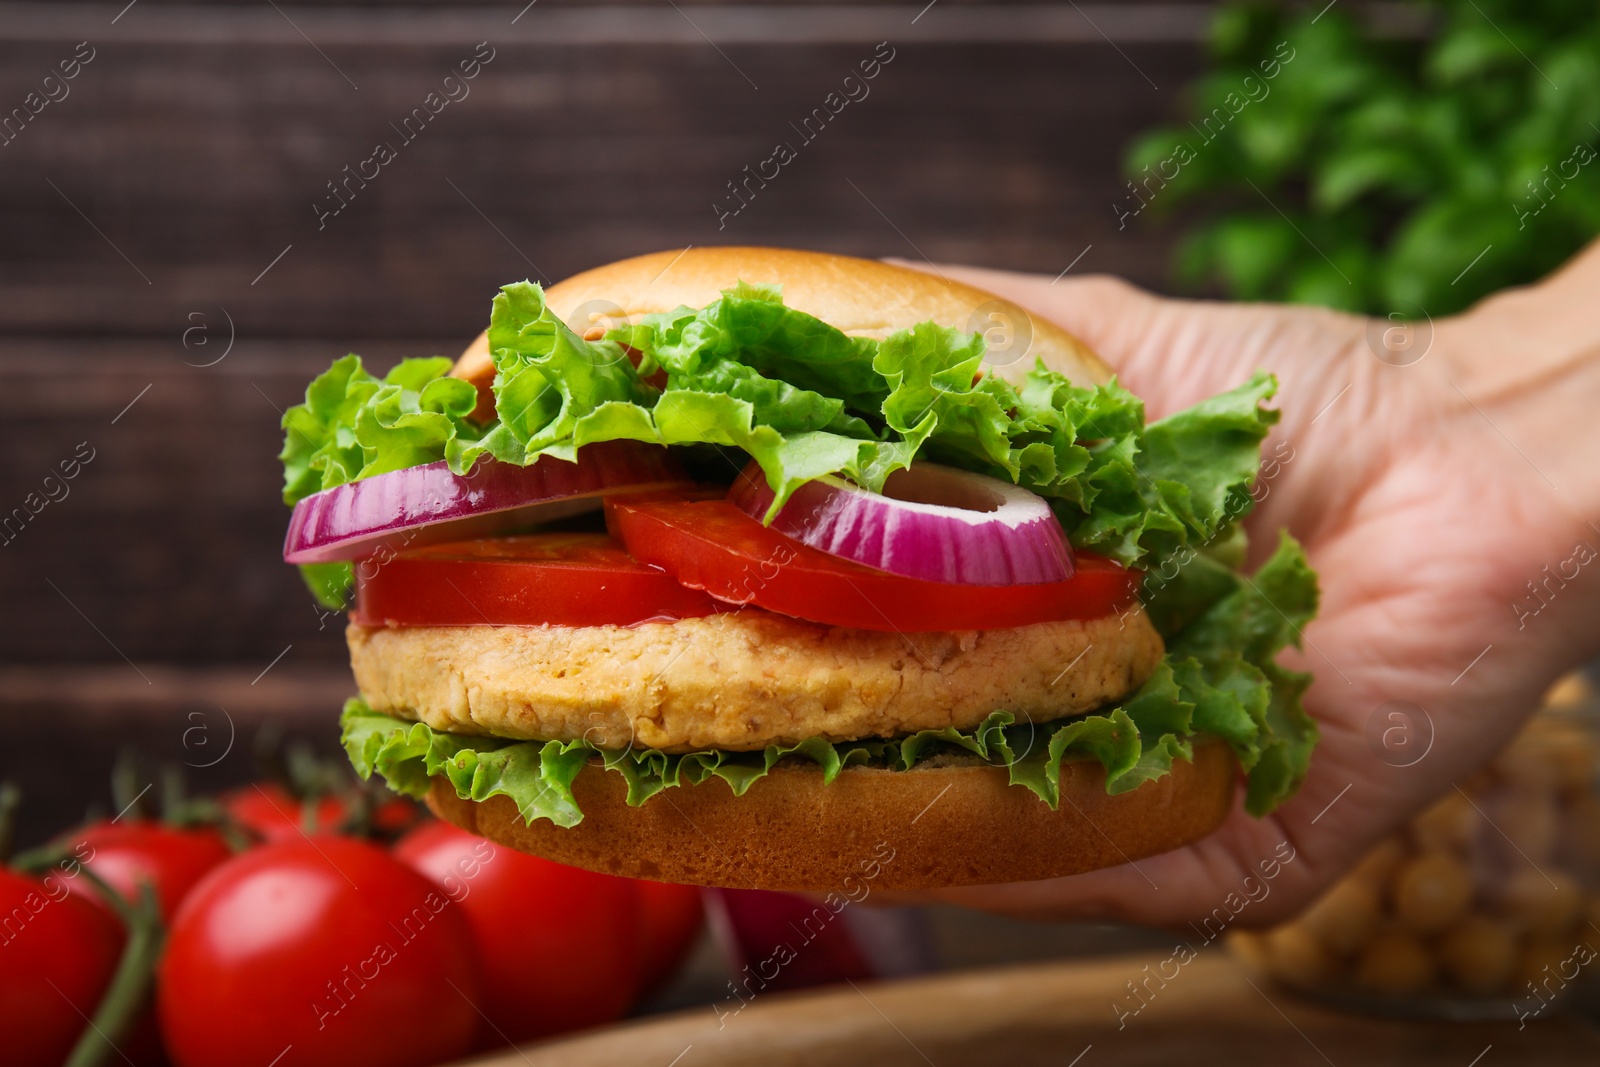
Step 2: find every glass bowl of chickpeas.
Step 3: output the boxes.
[1232,674,1600,1020]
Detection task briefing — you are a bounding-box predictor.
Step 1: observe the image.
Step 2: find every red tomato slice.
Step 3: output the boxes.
[606,496,1139,632]
[352,532,722,627]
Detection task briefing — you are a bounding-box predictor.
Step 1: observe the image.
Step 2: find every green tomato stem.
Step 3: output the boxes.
[63,870,165,1067]
[0,781,20,864]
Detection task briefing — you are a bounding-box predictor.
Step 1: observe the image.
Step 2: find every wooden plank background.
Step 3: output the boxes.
[0,0,1218,839]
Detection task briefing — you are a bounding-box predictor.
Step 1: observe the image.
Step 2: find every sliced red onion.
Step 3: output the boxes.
[284,441,688,564]
[727,460,1074,586]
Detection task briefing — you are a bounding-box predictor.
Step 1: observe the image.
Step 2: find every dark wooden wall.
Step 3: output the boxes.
[0,0,1209,839]
[1,0,1208,666]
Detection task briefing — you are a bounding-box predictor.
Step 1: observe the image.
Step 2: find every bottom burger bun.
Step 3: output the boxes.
[425,740,1236,891]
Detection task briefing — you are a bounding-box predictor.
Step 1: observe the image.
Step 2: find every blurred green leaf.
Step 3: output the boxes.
[1427,22,1520,83]
[1125,0,1600,317]
[1286,262,1364,311]
[1209,2,1281,62]
[1313,147,1431,210]
[1233,108,1310,177]
[1382,197,1523,310]
[1210,214,1301,298]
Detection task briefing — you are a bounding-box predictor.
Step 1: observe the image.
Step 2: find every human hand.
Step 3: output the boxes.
[889,245,1600,926]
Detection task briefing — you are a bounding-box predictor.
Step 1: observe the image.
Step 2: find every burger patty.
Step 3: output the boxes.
[347,606,1164,752]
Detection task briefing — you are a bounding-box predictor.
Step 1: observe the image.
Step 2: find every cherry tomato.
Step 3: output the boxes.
[0,867,123,1067]
[352,533,722,627]
[158,837,480,1067]
[394,821,640,1044]
[634,880,705,997]
[709,888,875,992]
[222,782,349,843]
[606,496,1140,631]
[67,820,234,924]
[369,793,426,837]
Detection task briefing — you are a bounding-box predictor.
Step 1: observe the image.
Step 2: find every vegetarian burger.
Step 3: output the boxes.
[280,248,1319,891]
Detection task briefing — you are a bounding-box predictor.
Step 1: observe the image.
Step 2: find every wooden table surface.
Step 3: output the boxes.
[474,951,1600,1067]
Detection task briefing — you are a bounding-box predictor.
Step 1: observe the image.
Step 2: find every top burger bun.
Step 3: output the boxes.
[452,246,1112,393]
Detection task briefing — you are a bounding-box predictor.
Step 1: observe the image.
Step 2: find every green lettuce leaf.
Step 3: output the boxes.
[342,534,1319,824]
[280,281,1279,573]
[279,353,482,506]
[1171,530,1320,815]
[298,562,352,611]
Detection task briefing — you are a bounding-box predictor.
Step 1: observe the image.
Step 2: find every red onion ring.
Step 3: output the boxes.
[284,441,689,564]
[727,460,1074,586]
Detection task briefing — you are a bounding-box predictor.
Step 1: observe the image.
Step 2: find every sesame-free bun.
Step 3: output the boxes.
[424,248,1215,891]
[452,247,1110,395]
[427,740,1235,890]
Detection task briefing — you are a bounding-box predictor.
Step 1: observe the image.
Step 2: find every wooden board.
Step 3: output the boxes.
[466,951,1600,1067]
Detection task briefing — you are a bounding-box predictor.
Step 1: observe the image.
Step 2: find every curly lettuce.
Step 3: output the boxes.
[281,281,1278,572]
[344,534,1318,824]
[279,353,482,506]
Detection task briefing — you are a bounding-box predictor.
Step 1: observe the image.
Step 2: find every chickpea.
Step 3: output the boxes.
[1262,925,1337,988]
[1533,873,1585,940]
[1298,879,1380,957]
[1229,930,1269,971]
[1392,852,1474,934]
[1560,795,1600,875]
[1435,915,1519,995]
[1412,792,1477,854]
[1550,734,1598,795]
[1352,836,1408,888]
[1499,868,1583,938]
[1512,940,1577,998]
[1496,738,1557,794]
[1543,672,1594,707]
[1487,791,1560,863]
[1354,930,1436,996]
[1499,729,1596,796]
